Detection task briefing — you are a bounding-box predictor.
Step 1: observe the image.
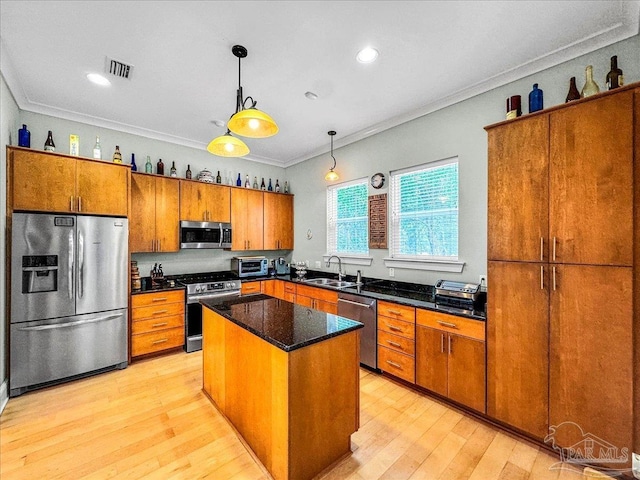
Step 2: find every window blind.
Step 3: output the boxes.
[389,158,459,259]
[327,178,369,255]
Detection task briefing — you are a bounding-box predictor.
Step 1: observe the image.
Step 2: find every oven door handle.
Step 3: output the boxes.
[219,223,223,248]
[187,291,241,304]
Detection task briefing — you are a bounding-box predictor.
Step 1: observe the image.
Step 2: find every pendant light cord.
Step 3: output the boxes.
[330,133,337,170]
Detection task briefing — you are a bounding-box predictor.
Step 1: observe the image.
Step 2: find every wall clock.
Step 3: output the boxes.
[370,172,385,189]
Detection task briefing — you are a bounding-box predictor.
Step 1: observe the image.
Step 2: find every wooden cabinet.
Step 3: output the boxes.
[130,173,179,252]
[180,180,230,222]
[416,310,486,413]
[295,284,338,314]
[241,281,262,296]
[377,300,415,383]
[131,290,185,358]
[283,282,296,302]
[231,189,264,250]
[485,86,637,461]
[263,193,294,250]
[262,279,296,302]
[9,147,129,216]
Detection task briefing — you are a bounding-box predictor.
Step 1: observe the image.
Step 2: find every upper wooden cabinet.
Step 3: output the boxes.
[130,173,180,252]
[179,180,230,223]
[263,193,294,250]
[9,147,129,216]
[231,188,264,251]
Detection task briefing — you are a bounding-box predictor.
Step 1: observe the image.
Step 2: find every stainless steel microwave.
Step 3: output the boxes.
[180,221,232,249]
[231,256,268,278]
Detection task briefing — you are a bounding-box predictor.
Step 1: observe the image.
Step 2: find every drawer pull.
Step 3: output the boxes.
[152,322,168,328]
[386,324,402,332]
[152,339,168,345]
[152,309,168,315]
[152,297,167,302]
[387,340,401,348]
[386,360,402,369]
[437,320,458,329]
[387,310,402,315]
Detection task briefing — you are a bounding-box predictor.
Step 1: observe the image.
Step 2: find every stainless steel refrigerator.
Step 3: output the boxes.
[10,213,129,397]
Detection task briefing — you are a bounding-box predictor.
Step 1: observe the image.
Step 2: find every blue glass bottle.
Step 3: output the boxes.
[130,153,137,171]
[18,124,30,147]
[528,83,543,113]
[236,173,242,186]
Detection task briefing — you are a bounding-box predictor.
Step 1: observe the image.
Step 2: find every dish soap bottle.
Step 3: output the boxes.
[580,65,600,98]
[44,130,55,152]
[112,145,122,163]
[145,155,153,173]
[93,136,102,159]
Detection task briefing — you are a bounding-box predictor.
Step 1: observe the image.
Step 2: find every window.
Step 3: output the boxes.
[389,158,459,259]
[327,178,369,255]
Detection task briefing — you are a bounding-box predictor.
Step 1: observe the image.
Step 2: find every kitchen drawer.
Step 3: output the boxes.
[296,284,338,304]
[378,301,415,323]
[283,282,296,295]
[132,302,184,321]
[241,281,262,295]
[131,290,184,308]
[378,316,415,340]
[132,326,184,357]
[378,330,415,357]
[283,291,296,303]
[132,314,184,335]
[378,346,415,383]
[416,309,485,341]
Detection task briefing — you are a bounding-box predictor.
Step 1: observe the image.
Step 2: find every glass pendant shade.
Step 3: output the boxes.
[207,132,250,157]
[325,169,339,181]
[228,108,279,138]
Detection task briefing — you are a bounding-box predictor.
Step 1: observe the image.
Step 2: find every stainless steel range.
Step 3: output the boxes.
[176,272,240,352]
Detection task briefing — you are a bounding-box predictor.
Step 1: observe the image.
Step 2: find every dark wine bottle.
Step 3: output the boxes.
[606,55,623,90]
[170,161,177,177]
[268,178,273,191]
[130,153,137,171]
[216,170,222,184]
[236,173,242,186]
[44,130,55,152]
[275,179,280,193]
[157,158,165,175]
[186,164,192,179]
[565,77,580,102]
[260,177,266,190]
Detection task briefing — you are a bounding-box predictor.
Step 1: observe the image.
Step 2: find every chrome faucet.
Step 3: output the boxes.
[326,255,344,281]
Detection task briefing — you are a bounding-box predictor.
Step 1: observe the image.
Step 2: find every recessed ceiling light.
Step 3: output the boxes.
[86,73,111,86]
[305,91,318,100]
[356,47,379,64]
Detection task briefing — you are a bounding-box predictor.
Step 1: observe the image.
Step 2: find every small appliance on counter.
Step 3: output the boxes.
[434,280,486,315]
[275,257,290,275]
[231,256,268,278]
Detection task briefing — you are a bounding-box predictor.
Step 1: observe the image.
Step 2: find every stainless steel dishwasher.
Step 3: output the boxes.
[338,293,377,370]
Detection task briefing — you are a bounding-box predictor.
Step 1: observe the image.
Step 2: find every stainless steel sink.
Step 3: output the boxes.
[303,278,357,289]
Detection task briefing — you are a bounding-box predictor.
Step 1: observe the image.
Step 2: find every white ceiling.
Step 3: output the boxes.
[1,1,638,167]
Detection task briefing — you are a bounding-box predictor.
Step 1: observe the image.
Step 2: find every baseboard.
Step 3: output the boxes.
[0,379,8,415]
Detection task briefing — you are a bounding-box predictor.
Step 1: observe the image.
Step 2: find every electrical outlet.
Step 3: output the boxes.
[633,452,640,479]
[315,261,321,268]
[389,268,395,277]
[479,274,487,288]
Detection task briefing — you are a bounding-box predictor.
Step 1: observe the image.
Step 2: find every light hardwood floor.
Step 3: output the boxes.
[0,351,596,479]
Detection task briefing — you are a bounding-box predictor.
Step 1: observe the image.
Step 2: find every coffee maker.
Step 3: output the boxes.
[275,257,290,275]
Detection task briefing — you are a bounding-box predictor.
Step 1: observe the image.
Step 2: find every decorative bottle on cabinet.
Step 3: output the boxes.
[130,153,137,171]
[93,136,102,159]
[145,155,152,173]
[565,77,581,102]
[236,173,242,186]
[275,179,280,193]
[186,164,192,179]
[244,175,250,188]
[112,145,122,163]
[253,176,259,189]
[216,170,222,184]
[268,178,273,191]
[170,161,177,177]
[44,131,55,152]
[157,158,165,175]
[606,55,623,90]
[18,124,30,147]
[528,84,543,113]
[260,178,266,190]
[284,181,289,194]
[580,65,600,98]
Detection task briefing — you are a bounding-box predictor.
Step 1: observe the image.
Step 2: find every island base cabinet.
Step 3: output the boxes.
[203,307,360,480]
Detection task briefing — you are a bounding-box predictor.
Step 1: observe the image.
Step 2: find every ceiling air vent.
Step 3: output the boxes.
[105,57,134,80]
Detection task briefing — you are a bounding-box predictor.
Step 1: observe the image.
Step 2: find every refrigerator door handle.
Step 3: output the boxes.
[78,229,84,299]
[68,230,74,300]
[17,313,124,331]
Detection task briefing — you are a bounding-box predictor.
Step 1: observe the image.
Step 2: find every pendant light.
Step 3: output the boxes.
[207,130,250,157]
[227,45,279,138]
[325,130,339,181]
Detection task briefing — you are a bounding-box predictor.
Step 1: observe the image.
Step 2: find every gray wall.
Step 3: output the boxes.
[1,73,20,410]
[288,34,640,286]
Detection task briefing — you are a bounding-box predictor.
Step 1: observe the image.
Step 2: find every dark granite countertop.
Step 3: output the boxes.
[131,277,186,295]
[201,294,363,352]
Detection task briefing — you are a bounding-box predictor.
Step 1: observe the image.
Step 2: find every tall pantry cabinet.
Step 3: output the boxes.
[485,85,638,468]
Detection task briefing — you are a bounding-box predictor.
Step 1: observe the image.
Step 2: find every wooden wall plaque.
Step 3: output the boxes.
[368,193,387,249]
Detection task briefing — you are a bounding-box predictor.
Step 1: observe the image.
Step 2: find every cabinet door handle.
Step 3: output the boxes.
[387,340,401,348]
[70,195,74,211]
[553,237,557,261]
[540,237,544,261]
[386,324,402,332]
[158,239,161,251]
[152,309,168,315]
[553,266,557,291]
[152,322,168,328]
[78,196,82,212]
[152,297,167,302]
[540,266,544,290]
[441,333,445,353]
[448,336,452,354]
[152,339,168,345]
[437,320,457,329]
[386,360,402,369]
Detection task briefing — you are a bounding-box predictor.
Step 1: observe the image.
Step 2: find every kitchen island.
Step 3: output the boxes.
[201,294,363,480]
